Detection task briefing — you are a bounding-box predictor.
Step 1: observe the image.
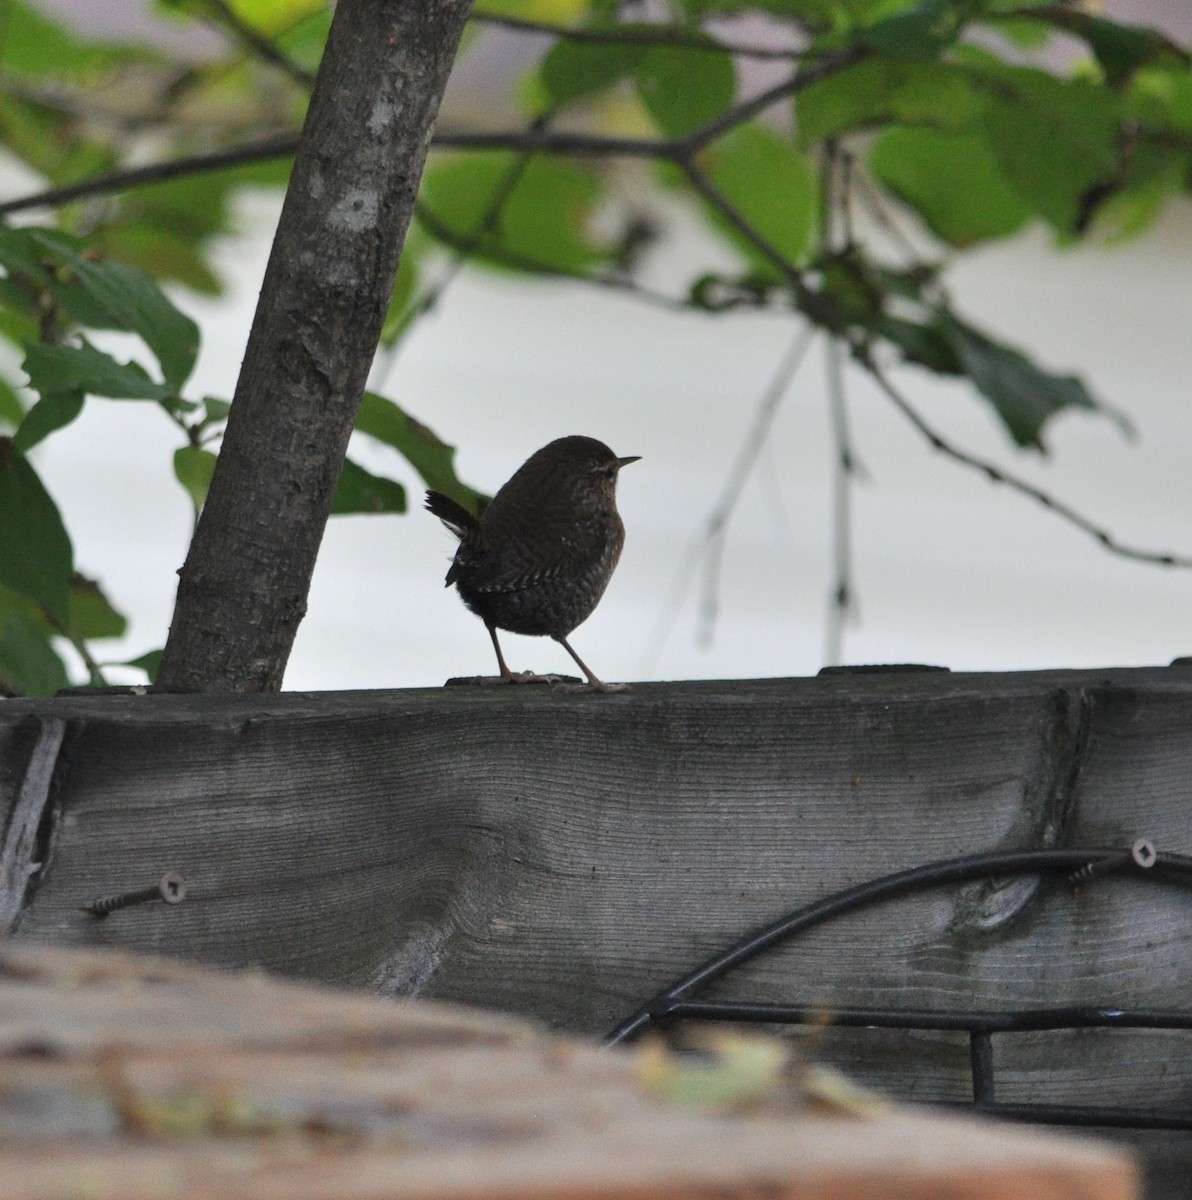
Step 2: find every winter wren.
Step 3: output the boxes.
[425,435,639,692]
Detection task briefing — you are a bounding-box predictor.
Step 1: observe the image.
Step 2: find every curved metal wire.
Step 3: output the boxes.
[604,844,1192,1130]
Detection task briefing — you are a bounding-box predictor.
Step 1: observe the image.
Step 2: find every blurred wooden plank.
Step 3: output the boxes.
[0,942,1137,1200]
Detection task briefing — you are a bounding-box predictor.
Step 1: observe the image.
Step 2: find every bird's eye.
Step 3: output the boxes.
[602,465,617,479]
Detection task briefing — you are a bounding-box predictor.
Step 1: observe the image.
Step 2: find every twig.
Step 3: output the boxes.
[198,0,317,89]
[823,333,855,666]
[864,360,1192,569]
[0,134,301,216]
[0,45,867,216]
[413,108,558,321]
[412,204,694,313]
[681,158,1192,570]
[852,168,947,285]
[469,11,807,60]
[42,608,108,687]
[638,326,816,673]
[697,326,817,648]
[686,48,866,151]
[822,145,858,666]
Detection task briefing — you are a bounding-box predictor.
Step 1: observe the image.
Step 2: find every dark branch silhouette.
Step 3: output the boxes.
[0,47,867,216]
[198,0,317,88]
[469,11,808,60]
[679,160,1192,571]
[0,135,301,216]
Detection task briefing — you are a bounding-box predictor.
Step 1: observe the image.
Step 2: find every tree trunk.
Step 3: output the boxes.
[156,0,472,693]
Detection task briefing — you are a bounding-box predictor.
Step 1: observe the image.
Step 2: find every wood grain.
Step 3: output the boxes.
[1,668,1189,1190]
[0,942,1138,1200]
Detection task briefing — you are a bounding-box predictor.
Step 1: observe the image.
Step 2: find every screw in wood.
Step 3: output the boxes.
[1069,838,1157,887]
[81,872,187,917]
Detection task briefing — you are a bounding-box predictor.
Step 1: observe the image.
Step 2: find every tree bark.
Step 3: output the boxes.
[156,0,472,692]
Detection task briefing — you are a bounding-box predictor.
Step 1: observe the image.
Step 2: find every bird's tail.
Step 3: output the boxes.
[424,490,480,539]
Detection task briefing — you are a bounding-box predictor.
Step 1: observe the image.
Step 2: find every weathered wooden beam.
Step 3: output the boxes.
[1,667,1190,1184]
[0,942,1139,1200]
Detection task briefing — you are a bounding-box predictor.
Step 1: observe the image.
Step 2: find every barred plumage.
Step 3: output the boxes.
[425,436,639,692]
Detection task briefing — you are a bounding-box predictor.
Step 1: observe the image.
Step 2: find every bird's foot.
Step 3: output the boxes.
[506,670,573,686]
[555,680,631,694]
[444,671,577,687]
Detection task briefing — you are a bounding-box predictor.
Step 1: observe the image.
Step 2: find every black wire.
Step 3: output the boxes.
[606,847,1192,1045]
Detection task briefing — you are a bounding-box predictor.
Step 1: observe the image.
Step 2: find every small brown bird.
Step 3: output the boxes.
[425,435,639,692]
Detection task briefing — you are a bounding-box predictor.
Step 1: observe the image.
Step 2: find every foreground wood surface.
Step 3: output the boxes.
[0,942,1138,1200]
[1,668,1190,1190]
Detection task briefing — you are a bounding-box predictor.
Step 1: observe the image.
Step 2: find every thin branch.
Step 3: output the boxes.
[824,333,855,666]
[411,108,558,324]
[687,46,866,150]
[413,201,705,314]
[697,326,817,648]
[0,134,300,216]
[678,156,839,333]
[42,609,108,687]
[432,126,679,157]
[469,11,808,60]
[864,360,1192,569]
[198,0,317,89]
[681,157,1192,571]
[637,325,817,675]
[441,47,864,158]
[0,45,868,216]
[822,144,857,667]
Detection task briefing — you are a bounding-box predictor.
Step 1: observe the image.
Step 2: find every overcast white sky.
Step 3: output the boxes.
[8,2,1192,689]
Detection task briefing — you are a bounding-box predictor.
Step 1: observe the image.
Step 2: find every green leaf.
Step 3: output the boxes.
[853,0,966,59]
[636,44,736,136]
[0,377,24,430]
[0,606,70,697]
[331,458,407,515]
[117,648,162,684]
[0,226,54,283]
[941,315,1126,450]
[201,396,232,426]
[67,574,127,641]
[1084,145,1191,242]
[0,0,156,81]
[94,225,223,297]
[0,92,107,188]
[173,445,218,513]
[419,153,609,273]
[356,392,488,511]
[796,58,983,144]
[0,439,73,621]
[88,171,247,295]
[26,229,200,388]
[1076,18,1185,87]
[873,313,962,374]
[12,392,85,453]
[1128,66,1192,137]
[22,341,175,402]
[540,37,644,106]
[870,127,1030,245]
[698,125,817,271]
[978,69,1119,232]
[379,237,424,347]
[1005,10,1190,88]
[0,571,126,643]
[275,4,333,72]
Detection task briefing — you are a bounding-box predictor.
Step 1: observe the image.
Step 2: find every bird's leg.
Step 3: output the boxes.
[469,622,560,686]
[488,623,517,681]
[553,636,629,694]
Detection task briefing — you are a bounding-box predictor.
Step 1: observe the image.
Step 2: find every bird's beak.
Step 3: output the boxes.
[617,455,641,469]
